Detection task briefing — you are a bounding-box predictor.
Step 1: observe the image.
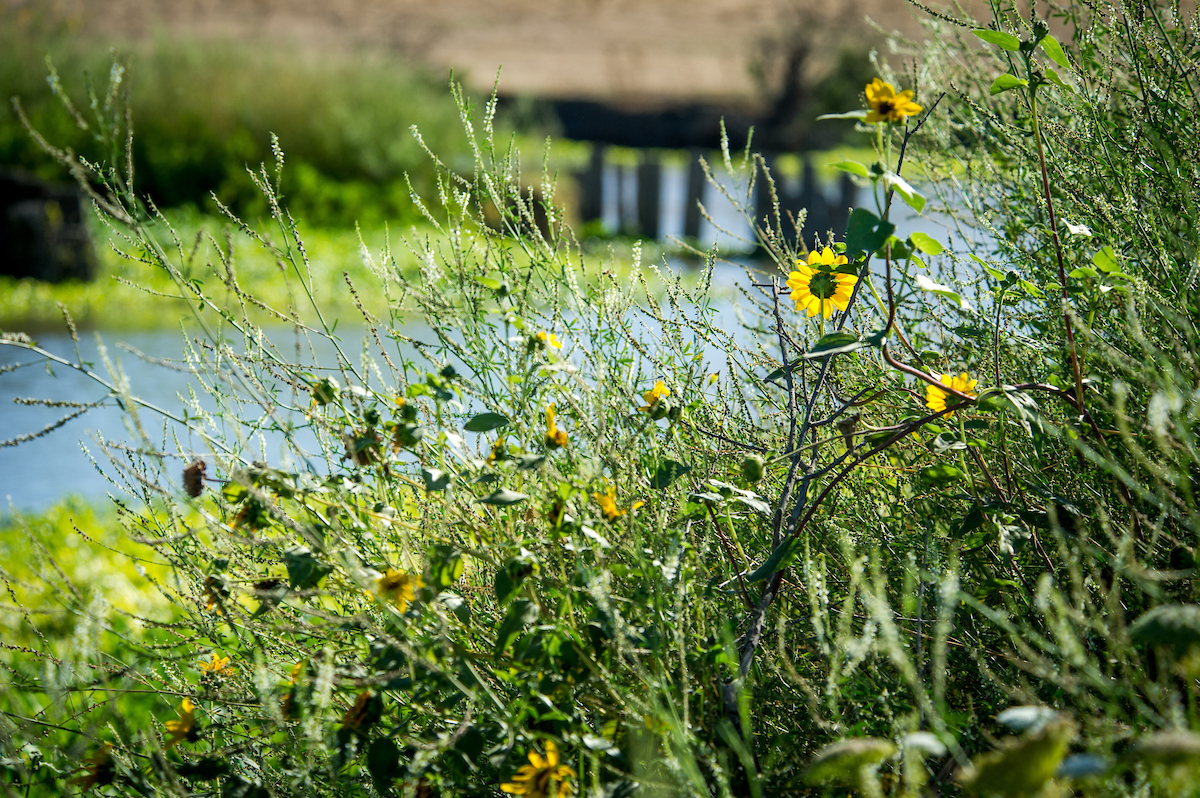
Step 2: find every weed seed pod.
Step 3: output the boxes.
[742,454,765,482]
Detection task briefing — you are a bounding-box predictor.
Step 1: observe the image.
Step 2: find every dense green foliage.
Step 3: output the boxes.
[1,12,470,227]
[3,1,1200,796]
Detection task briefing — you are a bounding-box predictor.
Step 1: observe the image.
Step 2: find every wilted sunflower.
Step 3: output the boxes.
[544,403,568,450]
[501,740,577,797]
[68,742,114,790]
[925,373,978,417]
[787,248,858,319]
[864,78,923,124]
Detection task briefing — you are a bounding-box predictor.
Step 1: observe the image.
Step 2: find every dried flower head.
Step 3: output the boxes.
[183,457,206,497]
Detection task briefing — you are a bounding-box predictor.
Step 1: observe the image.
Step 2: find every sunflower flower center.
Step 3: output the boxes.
[808,271,840,300]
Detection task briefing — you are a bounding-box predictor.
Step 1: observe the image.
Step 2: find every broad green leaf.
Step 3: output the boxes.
[1044,67,1071,91]
[990,74,1029,95]
[464,412,509,432]
[1039,34,1070,68]
[366,738,402,790]
[816,109,869,121]
[1092,245,1119,273]
[478,488,529,506]
[915,274,973,312]
[973,29,1023,51]
[883,171,925,213]
[495,555,535,605]
[1064,221,1092,237]
[495,598,538,656]
[1069,267,1098,279]
[909,231,945,255]
[651,459,692,489]
[804,331,863,359]
[1056,753,1109,779]
[221,482,248,503]
[1130,604,1200,649]
[960,718,1075,795]
[831,160,870,178]
[422,468,450,491]
[473,276,503,291]
[1126,731,1200,767]
[428,544,464,589]
[917,463,965,487]
[283,546,335,590]
[803,738,897,786]
[747,536,804,582]
[997,706,1060,733]
[845,208,895,256]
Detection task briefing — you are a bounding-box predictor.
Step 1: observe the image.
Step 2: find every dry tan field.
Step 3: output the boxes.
[6,0,965,106]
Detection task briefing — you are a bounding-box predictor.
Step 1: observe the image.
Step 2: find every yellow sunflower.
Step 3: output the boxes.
[544,403,568,450]
[501,740,577,798]
[639,380,670,412]
[787,248,858,319]
[377,568,422,612]
[593,483,644,522]
[925,373,978,417]
[536,331,562,349]
[864,78,923,124]
[164,698,197,749]
[198,652,234,677]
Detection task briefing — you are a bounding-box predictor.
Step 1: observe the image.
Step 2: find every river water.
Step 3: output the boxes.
[1,175,973,512]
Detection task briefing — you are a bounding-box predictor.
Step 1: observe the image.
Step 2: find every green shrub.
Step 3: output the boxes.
[2,2,1200,796]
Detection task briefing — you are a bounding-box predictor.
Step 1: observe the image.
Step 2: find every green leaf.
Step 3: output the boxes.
[804,331,862,359]
[917,464,965,487]
[652,460,692,489]
[914,274,972,312]
[910,231,945,256]
[516,454,546,470]
[464,412,509,432]
[831,160,870,178]
[1092,245,1119,273]
[283,546,335,590]
[1130,604,1200,650]
[973,29,1023,50]
[747,537,803,582]
[960,719,1075,795]
[221,482,248,503]
[1039,35,1070,68]
[495,556,536,605]
[1044,67,1071,91]
[804,738,897,786]
[422,468,450,491]
[478,489,529,506]
[882,172,925,213]
[428,544,464,589]
[990,74,1030,95]
[845,208,895,256]
[816,110,869,121]
[474,276,503,291]
[366,738,402,791]
[495,599,539,656]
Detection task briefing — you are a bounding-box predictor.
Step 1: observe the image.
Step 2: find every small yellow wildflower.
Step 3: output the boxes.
[536,330,562,349]
[864,78,923,124]
[593,483,644,522]
[164,698,197,749]
[640,380,670,412]
[486,435,509,466]
[198,653,234,677]
[501,739,577,797]
[787,248,858,319]
[544,403,568,450]
[925,373,978,418]
[377,568,422,612]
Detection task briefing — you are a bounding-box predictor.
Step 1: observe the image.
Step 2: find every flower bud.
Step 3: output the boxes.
[741,454,765,482]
